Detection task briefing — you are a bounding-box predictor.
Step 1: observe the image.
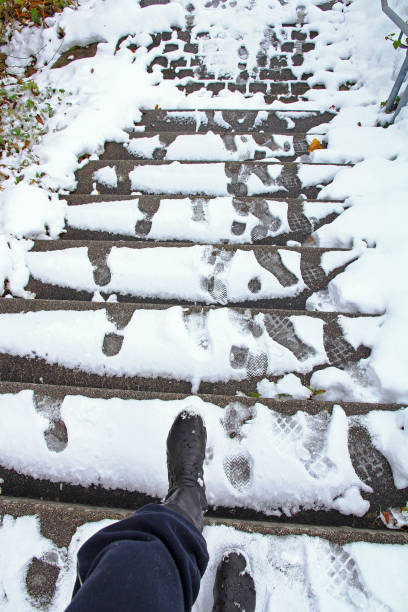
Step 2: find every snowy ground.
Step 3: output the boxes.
[0,0,407,403]
[1,0,408,609]
[1,389,407,517]
[1,513,408,612]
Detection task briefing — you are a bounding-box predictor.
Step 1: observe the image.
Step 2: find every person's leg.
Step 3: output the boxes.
[66,411,209,612]
[66,504,208,612]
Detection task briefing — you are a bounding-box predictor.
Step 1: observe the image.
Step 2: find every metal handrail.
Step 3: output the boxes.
[381,0,408,121]
[381,0,408,36]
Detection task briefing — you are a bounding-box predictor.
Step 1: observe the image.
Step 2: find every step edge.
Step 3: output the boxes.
[0,381,403,414]
[0,297,382,319]
[1,496,406,544]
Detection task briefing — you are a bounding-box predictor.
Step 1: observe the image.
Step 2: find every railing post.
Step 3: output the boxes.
[381,0,408,36]
[381,0,408,122]
[393,79,408,120]
[385,49,408,113]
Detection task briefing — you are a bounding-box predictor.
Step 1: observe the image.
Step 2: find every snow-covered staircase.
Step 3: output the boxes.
[1,3,407,607]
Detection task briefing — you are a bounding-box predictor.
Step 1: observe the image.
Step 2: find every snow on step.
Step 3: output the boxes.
[1,498,407,612]
[0,300,378,395]
[102,132,320,162]
[63,195,344,245]
[0,384,407,523]
[22,241,359,308]
[138,109,335,133]
[76,160,346,198]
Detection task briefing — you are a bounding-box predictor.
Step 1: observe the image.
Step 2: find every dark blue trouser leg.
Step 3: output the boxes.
[65,504,209,612]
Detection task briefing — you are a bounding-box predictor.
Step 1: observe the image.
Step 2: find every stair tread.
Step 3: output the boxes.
[74,159,350,198]
[1,494,406,610]
[61,194,344,244]
[101,131,324,162]
[0,298,380,396]
[21,241,358,308]
[0,382,406,526]
[137,109,335,133]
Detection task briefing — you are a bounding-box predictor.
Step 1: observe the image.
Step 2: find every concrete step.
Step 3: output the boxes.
[63,195,344,245]
[143,26,318,79]
[74,160,348,198]
[149,51,303,73]
[101,132,325,162]
[0,299,376,395]
[0,382,406,528]
[136,109,335,133]
[169,80,314,103]
[173,80,314,102]
[1,496,406,611]
[20,240,358,309]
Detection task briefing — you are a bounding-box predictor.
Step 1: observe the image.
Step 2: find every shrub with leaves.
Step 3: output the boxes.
[0,76,72,185]
[385,29,408,50]
[0,0,76,36]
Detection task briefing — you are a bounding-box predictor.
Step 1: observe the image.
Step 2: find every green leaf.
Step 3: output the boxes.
[26,99,35,110]
[393,39,401,49]
[30,8,41,24]
[249,392,261,398]
[313,389,326,396]
[276,392,292,399]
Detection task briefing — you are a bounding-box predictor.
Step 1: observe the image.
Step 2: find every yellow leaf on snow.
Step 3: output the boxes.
[308,138,322,153]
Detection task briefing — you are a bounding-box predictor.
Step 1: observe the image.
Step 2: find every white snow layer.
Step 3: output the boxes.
[125,132,296,161]
[1,516,407,611]
[0,184,66,239]
[0,307,329,392]
[0,0,406,402]
[92,165,118,189]
[65,197,294,242]
[0,390,387,516]
[24,244,308,302]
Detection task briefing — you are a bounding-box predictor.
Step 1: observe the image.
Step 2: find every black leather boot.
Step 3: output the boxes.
[163,410,207,532]
[212,552,256,612]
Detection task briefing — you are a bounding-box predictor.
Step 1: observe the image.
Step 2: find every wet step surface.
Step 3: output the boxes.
[0,383,406,529]
[62,195,344,245]
[1,495,406,611]
[0,299,376,395]
[22,240,358,308]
